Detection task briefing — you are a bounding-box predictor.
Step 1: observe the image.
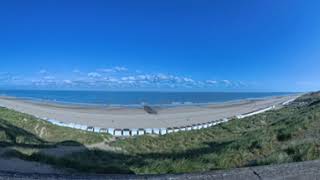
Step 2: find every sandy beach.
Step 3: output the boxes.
[0,94,300,129]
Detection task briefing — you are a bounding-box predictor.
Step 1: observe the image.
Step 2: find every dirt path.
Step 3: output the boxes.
[39,127,47,138]
[33,123,39,135]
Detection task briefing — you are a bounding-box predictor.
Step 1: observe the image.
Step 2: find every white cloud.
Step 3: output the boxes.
[73,69,81,73]
[182,77,194,83]
[206,80,218,84]
[88,72,102,78]
[39,69,48,74]
[99,68,114,73]
[43,76,55,80]
[99,66,128,73]
[63,80,73,84]
[2,67,247,90]
[114,66,128,72]
[221,80,232,86]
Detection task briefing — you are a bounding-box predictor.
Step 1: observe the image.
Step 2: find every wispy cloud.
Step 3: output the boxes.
[88,72,102,78]
[0,67,247,90]
[98,66,128,73]
[39,69,48,74]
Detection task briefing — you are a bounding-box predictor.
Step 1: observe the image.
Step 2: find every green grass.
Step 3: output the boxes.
[0,107,108,146]
[2,92,320,174]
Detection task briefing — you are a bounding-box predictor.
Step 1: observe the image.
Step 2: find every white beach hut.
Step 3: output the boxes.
[130,129,138,136]
[186,126,192,131]
[236,115,243,119]
[123,129,130,136]
[80,125,88,131]
[59,122,67,127]
[62,123,69,127]
[99,128,108,133]
[47,119,57,124]
[192,124,198,130]
[94,127,101,133]
[87,126,94,132]
[179,127,186,131]
[167,128,174,134]
[197,124,203,129]
[152,128,160,135]
[160,128,167,135]
[114,129,122,136]
[138,129,145,136]
[216,119,222,124]
[173,127,180,133]
[74,124,82,130]
[108,128,115,135]
[223,118,229,122]
[68,123,76,128]
[203,123,208,129]
[145,128,153,134]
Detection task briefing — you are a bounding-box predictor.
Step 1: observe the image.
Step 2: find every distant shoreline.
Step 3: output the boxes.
[0,91,299,108]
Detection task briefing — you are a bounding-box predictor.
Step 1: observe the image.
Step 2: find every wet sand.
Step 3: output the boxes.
[0,94,300,128]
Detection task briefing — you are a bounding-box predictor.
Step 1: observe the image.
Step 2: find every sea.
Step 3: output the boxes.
[0,90,294,107]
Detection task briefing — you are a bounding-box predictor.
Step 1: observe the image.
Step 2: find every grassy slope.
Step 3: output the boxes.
[1,92,320,174]
[0,107,108,146]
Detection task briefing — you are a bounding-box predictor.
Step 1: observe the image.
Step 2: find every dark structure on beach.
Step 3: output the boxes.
[143,105,158,115]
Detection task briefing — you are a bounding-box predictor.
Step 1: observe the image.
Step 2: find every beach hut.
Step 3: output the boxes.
[114,129,122,136]
[48,119,57,124]
[80,125,88,131]
[107,128,115,135]
[203,123,208,129]
[87,126,94,132]
[130,129,138,136]
[62,122,69,127]
[53,120,60,125]
[56,121,63,127]
[179,127,186,131]
[68,123,76,128]
[94,127,101,133]
[99,128,108,133]
[173,127,180,133]
[186,126,192,131]
[74,124,82,130]
[197,123,203,129]
[61,122,70,127]
[160,128,167,135]
[145,128,153,134]
[123,129,130,136]
[192,124,198,130]
[208,122,213,127]
[138,129,145,136]
[152,128,160,135]
[167,128,174,134]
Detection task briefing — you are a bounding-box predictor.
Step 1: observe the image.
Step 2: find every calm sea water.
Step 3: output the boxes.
[0,90,293,106]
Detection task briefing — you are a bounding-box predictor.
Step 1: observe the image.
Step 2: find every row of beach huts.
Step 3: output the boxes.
[44,117,230,137]
[41,105,281,137]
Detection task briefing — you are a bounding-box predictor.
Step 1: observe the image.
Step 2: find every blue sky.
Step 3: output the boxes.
[0,0,320,92]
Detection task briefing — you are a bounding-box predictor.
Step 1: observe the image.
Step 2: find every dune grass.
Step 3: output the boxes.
[0,107,108,146]
[1,92,320,174]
